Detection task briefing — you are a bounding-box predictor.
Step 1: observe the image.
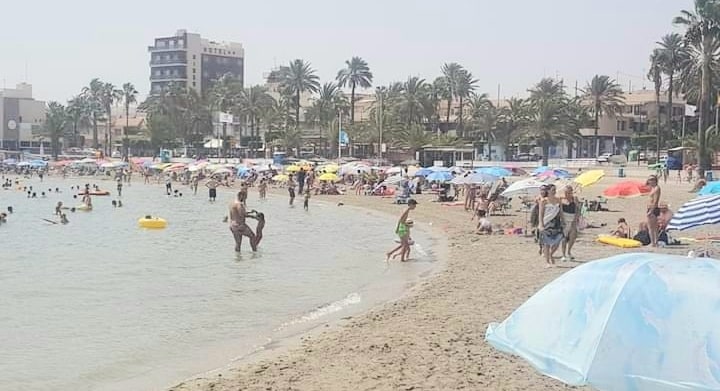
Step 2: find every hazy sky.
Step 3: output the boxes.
[0,0,692,103]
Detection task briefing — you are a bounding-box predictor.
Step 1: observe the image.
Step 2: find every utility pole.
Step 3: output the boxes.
[338,110,342,165]
[378,90,383,164]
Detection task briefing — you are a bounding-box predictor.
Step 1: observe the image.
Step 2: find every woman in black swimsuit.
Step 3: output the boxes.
[560,185,579,261]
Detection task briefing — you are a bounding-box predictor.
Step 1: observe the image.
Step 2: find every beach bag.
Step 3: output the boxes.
[529,203,539,227]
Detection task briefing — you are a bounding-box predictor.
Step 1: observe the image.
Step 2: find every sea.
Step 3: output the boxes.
[0,175,439,391]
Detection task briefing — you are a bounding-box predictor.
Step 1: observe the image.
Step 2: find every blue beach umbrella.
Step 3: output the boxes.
[698,181,720,196]
[465,172,499,184]
[486,252,720,391]
[476,167,512,178]
[532,166,551,175]
[425,171,453,182]
[236,166,250,177]
[667,194,720,231]
[414,167,433,177]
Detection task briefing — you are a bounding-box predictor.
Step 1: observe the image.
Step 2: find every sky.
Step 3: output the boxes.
[0,0,693,103]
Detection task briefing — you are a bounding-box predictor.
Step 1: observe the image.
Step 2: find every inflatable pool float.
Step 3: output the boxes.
[78,191,110,196]
[138,217,167,229]
[596,235,642,248]
[76,204,92,211]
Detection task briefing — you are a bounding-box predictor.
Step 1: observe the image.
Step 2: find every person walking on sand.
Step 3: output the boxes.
[206,177,219,202]
[229,191,257,252]
[386,199,417,262]
[288,176,296,206]
[646,175,662,247]
[537,184,564,268]
[560,185,579,262]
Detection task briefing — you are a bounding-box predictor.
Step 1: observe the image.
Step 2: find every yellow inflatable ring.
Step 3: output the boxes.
[138,217,167,229]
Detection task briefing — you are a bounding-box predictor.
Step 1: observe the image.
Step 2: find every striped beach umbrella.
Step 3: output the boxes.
[667,194,720,231]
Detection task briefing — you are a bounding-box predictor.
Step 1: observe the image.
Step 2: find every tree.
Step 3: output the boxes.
[280,59,320,129]
[649,50,664,158]
[43,102,68,159]
[336,56,373,124]
[656,33,688,145]
[397,77,428,125]
[527,78,579,166]
[563,97,592,158]
[395,124,433,157]
[237,85,275,157]
[441,63,463,126]
[306,82,346,157]
[208,74,242,156]
[455,69,478,137]
[674,0,720,173]
[121,83,138,160]
[100,82,122,156]
[81,78,105,150]
[466,93,496,160]
[66,95,90,148]
[498,97,531,158]
[582,75,624,157]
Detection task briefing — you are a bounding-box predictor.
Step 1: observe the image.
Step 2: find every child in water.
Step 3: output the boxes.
[303,188,311,211]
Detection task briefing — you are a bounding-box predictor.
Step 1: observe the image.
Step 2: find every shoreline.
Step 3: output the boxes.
[162,186,449,391]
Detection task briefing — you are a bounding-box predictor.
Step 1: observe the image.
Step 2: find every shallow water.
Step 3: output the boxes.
[0,176,437,391]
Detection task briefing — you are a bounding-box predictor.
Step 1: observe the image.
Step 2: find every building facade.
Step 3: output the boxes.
[0,83,46,151]
[149,30,244,96]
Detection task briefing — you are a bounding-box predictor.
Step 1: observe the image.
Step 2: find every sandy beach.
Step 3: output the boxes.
[165,167,706,391]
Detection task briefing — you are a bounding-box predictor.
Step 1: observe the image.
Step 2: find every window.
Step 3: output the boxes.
[192,54,196,59]
[192,68,196,73]
[621,121,626,131]
[193,82,196,87]
[659,106,667,114]
[192,75,196,80]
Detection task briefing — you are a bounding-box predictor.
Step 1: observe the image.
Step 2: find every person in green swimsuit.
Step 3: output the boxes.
[386,199,417,262]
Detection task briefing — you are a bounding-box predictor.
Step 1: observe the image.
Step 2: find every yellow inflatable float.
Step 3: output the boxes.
[596,235,642,248]
[138,216,167,229]
[76,204,92,211]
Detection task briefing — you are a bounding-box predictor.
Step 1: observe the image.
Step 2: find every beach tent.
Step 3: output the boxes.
[486,252,720,391]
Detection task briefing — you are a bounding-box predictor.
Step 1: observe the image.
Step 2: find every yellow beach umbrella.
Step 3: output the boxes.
[272,174,289,182]
[286,165,301,173]
[318,173,340,182]
[574,169,605,188]
[318,164,339,173]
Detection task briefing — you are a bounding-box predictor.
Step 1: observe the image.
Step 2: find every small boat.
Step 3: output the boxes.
[78,191,111,196]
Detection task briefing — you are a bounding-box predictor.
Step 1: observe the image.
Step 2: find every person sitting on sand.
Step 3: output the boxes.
[633,222,651,246]
[610,218,630,238]
[476,209,492,235]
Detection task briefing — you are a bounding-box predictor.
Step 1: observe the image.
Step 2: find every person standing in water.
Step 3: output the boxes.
[229,191,257,252]
[646,175,662,247]
[191,176,199,195]
[258,178,267,199]
[287,176,296,206]
[248,210,265,248]
[386,199,417,262]
[116,178,123,197]
[303,188,311,211]
[165,175,172,195]
[206,177,219,202]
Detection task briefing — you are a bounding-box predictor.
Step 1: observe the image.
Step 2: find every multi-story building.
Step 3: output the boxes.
[148,30,244,96]
[0,83,46,151]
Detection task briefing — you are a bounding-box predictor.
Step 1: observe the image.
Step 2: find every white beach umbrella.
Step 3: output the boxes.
[382,175,404,186]
[385,166,403,175]
[501,179,546,197]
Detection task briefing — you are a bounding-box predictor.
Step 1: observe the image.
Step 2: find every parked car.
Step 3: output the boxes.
[513,153,542,162]
[597,152,613,163]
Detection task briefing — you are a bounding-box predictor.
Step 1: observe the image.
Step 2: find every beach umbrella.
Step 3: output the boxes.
[317,163,339,173]
[212,167,233,175]
[78,157,97,164]
[698,181,720,196]
[286,164,302,173]
[447,166,467,175]
[385,166,403,175]
[318,172,340,182]
[429,166,450,172]
[381,175,404,186]
[16,161,30,167]
[500,179,546,197]
[506,167,528,176]
[236,166,250,177]
[450,175,469,185]
[532,166,551,175]
[405,166,419,177]
[574,169,605,187]
[465,172,499,184]
[477,167,512,178]
[426,171,453,182]
[537,168,571,180]
[667,194,720,231]
[414,167,433,177]
[400,159,419,165]
[29,160,48,168]
[602,180,651,198]
[486,252,720,391]
[2,158,16,164]
[272,174,289,182]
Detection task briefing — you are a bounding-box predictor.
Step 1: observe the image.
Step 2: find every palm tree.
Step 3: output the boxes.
[397,77,428,125]
[306,82,346,157]
[99,82,122,156]
[81,78,105,150]
[396,124,433,158]
[455,70,478,137]
[648,50,664,158]
[563,97,592,158]
[121,83,138,160]
[498,97,531,157]
[656,33,688,142]
[441,63,463,126]
[466,93,495,160]
[208,74,242,156]
[527,78,577,166]
[66,95,90,148]
[336,56,373,124]
[280,59,320,129]
[674,0,720,173]
[582,75,624,157]
[43,102,68,159]
[237,85,274,157]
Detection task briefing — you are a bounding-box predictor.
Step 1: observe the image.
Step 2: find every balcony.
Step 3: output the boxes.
[148,45,187,52]
[150,73,187,81]
[150,58,187,66]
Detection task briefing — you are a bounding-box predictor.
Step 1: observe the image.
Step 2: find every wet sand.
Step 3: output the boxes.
[168,167,704,391]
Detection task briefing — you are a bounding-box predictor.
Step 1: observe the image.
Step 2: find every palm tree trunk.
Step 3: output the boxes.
[93,115,99,149]
[667,73,674,147]
[446,97,452,130]
[124,103,130,161]
[699,38,712,176]
[106,108,113,156]
[486,131,492,161]
[295,90,301,130]
[542,136,550,167]
[350,83,356,124]
[458,96,464,137]
[593,103,600,158]
[655,89,661,159]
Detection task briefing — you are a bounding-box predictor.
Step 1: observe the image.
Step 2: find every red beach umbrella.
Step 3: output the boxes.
[602,181,651,199]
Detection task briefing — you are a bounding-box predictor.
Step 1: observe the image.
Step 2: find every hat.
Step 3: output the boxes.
[406,219,414,226]
[408,199,418,205]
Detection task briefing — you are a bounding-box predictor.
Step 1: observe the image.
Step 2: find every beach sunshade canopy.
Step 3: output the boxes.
[425,171,453,182]
[272,174,289,182]
[317,173,340,182]
[537,168,571,180]
[486,252,720,391]
[507,167,528,176]
[602,180,651,198]
[385,166,403,175]
[698,181,720,196]
[500,179,546,197]
[532,166,551,175]
[476,167,512,178]
[2,158,17,164]
[667,194,720,231]
[574,169,605,187]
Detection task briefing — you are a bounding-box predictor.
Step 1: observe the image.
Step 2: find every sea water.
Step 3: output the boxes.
[0,177,438,391]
